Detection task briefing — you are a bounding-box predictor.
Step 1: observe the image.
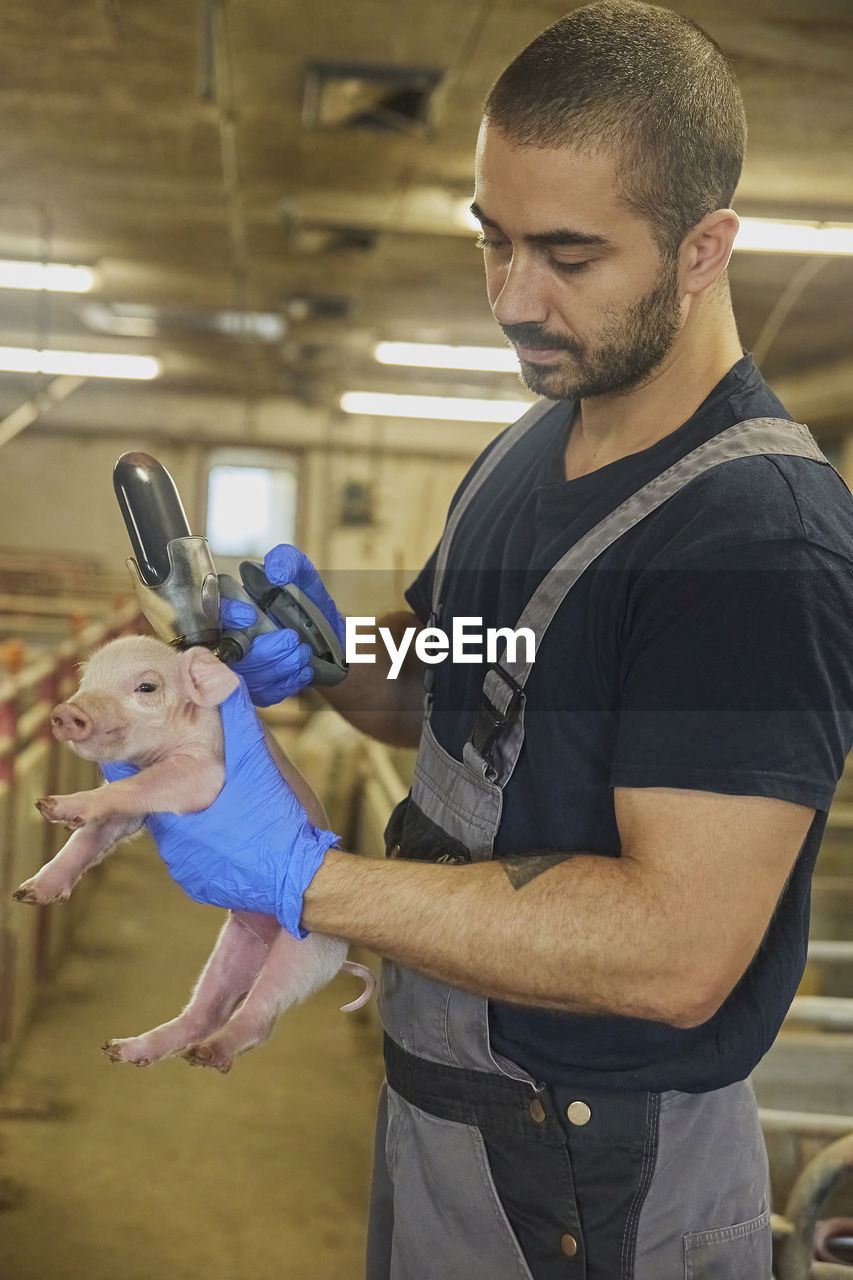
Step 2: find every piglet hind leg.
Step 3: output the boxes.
[184,930,347,1074]
[103,911,274,1066]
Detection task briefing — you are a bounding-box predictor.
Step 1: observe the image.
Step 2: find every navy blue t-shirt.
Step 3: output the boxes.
[403,355,853,1092]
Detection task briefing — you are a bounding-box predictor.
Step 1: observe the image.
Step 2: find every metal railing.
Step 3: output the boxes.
[0,599,141,1074]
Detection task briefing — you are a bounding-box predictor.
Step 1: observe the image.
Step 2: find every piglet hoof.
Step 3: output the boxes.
[11,887,42,905]
[102,1040,150,1067]
[35,796,85,829]
[182,1042,233,1075]
[12,881,68,906]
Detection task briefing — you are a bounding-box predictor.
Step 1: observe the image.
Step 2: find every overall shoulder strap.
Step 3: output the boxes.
[471,417,829,784]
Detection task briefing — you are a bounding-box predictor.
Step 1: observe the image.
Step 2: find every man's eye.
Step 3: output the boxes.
[553,259,590,274]
[476,234,509,252]
[136,683,158,693]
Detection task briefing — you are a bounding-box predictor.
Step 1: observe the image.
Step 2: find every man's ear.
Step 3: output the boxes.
[681,209,740,294]
[180,647,240,707]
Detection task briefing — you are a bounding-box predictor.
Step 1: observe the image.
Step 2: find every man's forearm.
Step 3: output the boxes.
[317,610,425,747]
[301,849,711,1028]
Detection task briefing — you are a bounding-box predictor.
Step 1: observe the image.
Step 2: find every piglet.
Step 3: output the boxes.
[13,634,373,1074]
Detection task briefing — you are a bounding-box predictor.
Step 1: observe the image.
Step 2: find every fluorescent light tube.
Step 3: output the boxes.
[375,341,519,373]
[0,261,97,292]
[734,218,853,255]
[340,391,531,423]
[0,347,160,379]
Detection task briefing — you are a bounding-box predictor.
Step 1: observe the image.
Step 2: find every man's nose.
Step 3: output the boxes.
[488,254,551,328]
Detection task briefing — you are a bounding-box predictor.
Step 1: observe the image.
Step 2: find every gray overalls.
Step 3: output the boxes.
[366,406,827,1280]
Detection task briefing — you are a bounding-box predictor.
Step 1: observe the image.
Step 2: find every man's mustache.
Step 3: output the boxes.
[501,323,581,354]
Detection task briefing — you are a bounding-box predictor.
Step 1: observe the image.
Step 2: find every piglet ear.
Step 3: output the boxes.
[180,647,240,707]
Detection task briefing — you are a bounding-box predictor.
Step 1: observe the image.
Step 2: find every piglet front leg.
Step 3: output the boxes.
[37,755,224,830]
[13,814,142,904]
[36,788,112,830]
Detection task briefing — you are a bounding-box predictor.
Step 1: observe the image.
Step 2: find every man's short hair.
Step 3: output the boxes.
[484,0,747,258]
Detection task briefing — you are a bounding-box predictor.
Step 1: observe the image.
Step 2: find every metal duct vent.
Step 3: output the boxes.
[287,223,379,256]
[303,60,443,135]
[284,293,350,322]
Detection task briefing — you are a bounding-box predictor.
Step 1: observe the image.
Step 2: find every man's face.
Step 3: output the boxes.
[472,124,686,400]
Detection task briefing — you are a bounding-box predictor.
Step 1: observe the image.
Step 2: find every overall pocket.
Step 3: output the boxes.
[683,1208,772,1279]
[385,1085,536,1280]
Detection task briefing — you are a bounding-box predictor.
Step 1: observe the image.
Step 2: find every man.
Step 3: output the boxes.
[157,3,853,1276]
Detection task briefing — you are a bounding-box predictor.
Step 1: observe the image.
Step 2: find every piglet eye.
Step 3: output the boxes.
[136,682,158,694]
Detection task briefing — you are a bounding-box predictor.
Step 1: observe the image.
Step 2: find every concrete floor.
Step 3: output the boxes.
[0,838,385,1280]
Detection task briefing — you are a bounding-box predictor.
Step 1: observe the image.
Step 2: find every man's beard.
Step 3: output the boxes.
[502,259,683,401]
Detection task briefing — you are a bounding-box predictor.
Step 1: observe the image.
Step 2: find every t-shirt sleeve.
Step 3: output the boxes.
[611,538,853,810]
[404,543,437,625]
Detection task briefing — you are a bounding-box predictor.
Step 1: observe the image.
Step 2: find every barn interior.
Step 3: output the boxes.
[0,2,852,1277]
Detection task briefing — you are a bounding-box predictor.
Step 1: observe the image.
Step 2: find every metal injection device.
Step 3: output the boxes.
[113,451,348,685]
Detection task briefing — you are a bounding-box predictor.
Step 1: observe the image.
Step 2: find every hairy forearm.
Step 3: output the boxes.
[302,849,711,1027]
[317,610,426,747]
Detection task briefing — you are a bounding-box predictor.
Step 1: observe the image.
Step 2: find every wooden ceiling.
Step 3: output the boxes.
[2,0,852,439]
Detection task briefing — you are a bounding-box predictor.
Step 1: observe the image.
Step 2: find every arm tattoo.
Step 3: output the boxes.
[500,853,579,890]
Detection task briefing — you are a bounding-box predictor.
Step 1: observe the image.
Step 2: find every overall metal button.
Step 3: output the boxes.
[388,843,401,859]
[529,1098,546,1124]
[567,1100,591,1126]
[560,1233,578,1257]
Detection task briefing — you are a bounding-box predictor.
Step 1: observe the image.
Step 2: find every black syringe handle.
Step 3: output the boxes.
[113,452,192,586]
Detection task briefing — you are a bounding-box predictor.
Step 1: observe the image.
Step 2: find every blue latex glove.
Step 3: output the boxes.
[100,678,338,937]
[263,544,346,648]
[220,599,313,707]
[219,545,346,707]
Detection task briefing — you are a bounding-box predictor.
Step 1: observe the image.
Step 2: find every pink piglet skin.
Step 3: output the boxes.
[14,633,373,1074]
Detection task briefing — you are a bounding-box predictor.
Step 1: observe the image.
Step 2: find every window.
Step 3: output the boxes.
[205,452,298,559]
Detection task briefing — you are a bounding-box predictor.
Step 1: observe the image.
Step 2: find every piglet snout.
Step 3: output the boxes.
[51,702,93,742]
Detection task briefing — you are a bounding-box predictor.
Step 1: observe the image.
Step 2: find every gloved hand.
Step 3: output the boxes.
[100,678,338,937]
[220,599,314,707]
[264,544,346,646]
[220,545,345,707]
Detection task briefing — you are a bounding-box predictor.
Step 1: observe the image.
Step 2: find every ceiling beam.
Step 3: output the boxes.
[0,374,87,448]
